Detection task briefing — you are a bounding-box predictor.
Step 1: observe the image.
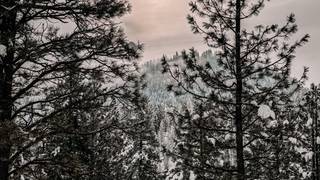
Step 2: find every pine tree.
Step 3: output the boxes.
[0,0,142,179]
[172,103,230,179]
[304,84,320,180]
[32,62,104,179]
[124,106,164,180]
[162,0,309,179]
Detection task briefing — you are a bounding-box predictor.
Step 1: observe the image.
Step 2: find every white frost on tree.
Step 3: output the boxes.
[267,120,278,128]
[304,151,313,161]
[20,175,25,180]
[258,104,275,119]
[289,137,298,144]
[306,116,313,127]
[283,119,289,125]
[0,44,6,56]
[260,132,269,138]
[51,146,61,157]
[317,136,320,145]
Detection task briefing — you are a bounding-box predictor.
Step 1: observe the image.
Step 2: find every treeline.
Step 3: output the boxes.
[0,0,319,180]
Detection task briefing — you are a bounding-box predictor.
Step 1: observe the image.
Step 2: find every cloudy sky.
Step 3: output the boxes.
[122,0,320,84]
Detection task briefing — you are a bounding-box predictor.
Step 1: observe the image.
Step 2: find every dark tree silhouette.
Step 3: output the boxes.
[162,0,309,179]
[305,84,320,180]
[122,106,165,180]
[0,0,142,179]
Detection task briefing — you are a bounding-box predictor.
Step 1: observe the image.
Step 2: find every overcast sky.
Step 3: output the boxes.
[122,0,320,84]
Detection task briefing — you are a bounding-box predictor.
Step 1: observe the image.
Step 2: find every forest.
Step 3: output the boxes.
[0,0,319,180]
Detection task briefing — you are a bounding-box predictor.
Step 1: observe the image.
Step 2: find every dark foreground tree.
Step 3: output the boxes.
[309,85,320,180]
[0,0,142,179]
[162,0,309,179]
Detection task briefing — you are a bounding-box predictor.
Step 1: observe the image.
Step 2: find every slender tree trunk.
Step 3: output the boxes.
[139,135,142,180]
[0,0,16,179]
[315,99,320,180]
[199,116,205,180]
[235,0,245,179]
[311,96,320,180]
[312,102,316,180]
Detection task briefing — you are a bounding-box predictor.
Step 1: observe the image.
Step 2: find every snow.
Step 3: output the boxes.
[317,137,320,144]
[225,79,235,87]
[207,137,216,146]
[251,100,258,106]
[302,172,311,179]
[52,146,61,157]
[244,147,253,154]
[304,152,313,161]
[289,137,298,144]
[0,44,6,56]
[20,154,26,165]
[267,120,278,128]
[306,117,313,127]
[218,159,224,166]
[225,134,232,141]
[283,120,289,125]
[294,146,313,164]
[257,76,275,88]
[41,169,47,176]
[258,104,275,119]
[190,171,196,180]
[261,132,269,138]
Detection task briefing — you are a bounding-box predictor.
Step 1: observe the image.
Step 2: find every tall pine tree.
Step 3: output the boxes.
[162,0,309,179]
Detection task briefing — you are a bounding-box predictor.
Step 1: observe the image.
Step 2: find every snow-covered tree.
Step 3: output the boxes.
[121,105,165,180]
[301,84,320,180]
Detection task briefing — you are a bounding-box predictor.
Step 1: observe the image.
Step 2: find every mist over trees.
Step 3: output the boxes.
[0,0,318,180]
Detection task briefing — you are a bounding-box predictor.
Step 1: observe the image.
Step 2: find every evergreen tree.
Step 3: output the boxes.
[162,0,309,179]
[123,106,164,180]
[303,84,320,180]
[31,62,106,179]
[0,0,142,179]
[43,62,94,179]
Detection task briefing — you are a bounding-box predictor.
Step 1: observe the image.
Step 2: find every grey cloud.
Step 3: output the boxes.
[123,0,320,84]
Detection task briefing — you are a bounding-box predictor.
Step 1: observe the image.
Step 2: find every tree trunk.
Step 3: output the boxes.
[311,96,320,180]
[315,99,320,180]
[235,0,245,179]
[199,114,205,180]
[0,124,11,180]
[0,0,17,179]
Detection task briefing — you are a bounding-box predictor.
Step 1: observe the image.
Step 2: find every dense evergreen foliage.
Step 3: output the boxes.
[0,0,152,179]
[162,0,310,179]
[0,0,318,180]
